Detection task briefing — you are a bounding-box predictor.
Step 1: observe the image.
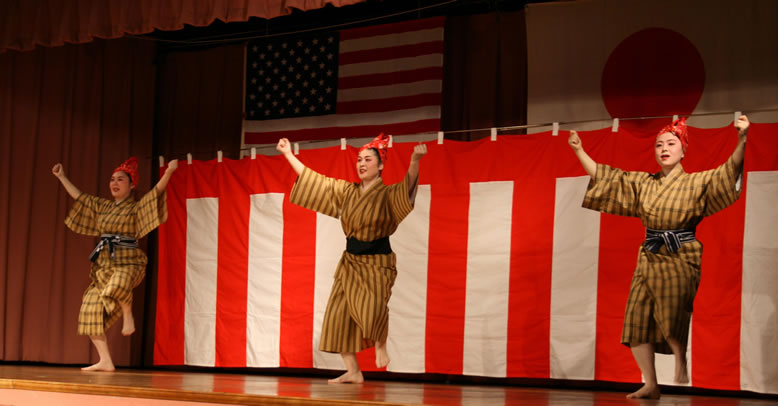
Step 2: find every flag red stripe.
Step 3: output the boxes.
[594,214,644,382]
[153,164,187,365]
[279,198,316,368]
[243,118,440,144]
[340,16,445,41]
[338,67,442,89]
[506,178,553,378]
[339,41,444,65]
[337,93,440,115]
[214,163,249,367]
[425,182,469,374]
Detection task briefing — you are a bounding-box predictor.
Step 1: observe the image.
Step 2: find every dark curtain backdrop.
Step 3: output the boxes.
[0,0,365,53]
[442,10,527,140]
[0,9,527,367]
[0,38,156,366]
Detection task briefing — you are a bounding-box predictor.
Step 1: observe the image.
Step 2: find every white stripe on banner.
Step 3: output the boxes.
[388,185,431,373]
[463,181,514,377]
[185,198,219,367]
[246,193,285,367]
[312,213,347,370]
[741,171,778,394]
[550,176,600,380]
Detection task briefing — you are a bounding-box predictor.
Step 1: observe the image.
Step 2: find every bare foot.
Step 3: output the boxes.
[81,360,116,372]
[122,312,135,336]
[328,370,364,384]
[675,359,689,384]
[375,342,390,368]
[626,384,660,399]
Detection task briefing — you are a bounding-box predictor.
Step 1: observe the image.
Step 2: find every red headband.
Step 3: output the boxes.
[114,157,139,185]
[657,117,689,151]
[359,133,390,162]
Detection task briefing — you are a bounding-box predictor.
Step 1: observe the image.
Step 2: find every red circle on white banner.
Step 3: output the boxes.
[601,28,705,134]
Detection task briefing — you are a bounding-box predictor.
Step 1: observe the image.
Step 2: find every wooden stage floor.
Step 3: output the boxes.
[0,365,775,405]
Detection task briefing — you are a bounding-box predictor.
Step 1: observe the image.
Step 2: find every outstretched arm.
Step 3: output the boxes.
[731,115,749,172]
[277,138,306,176]
[406,143,427,201]
[569,131,597,178]
[155,159,179,193]
[52,163,82,200]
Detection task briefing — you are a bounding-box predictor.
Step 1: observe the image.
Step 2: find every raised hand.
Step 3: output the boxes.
[411,143,427,162]
[52,163,65,178]
[735,115,750,138]
[568,131,583,152]
[167,159,179,172]
[277,138,292,155]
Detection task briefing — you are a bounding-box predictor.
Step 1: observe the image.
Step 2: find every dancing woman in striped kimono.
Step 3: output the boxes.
[568,115,749,399]
[277,134,426,383]
[53,157,178,371]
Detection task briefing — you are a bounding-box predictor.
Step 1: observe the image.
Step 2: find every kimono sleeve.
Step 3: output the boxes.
[701,154,742,217]
[582,163,644,218]
[388,172,415,224]
[64,193,110,236]
[136,187,168,238]
[289,167,350,219]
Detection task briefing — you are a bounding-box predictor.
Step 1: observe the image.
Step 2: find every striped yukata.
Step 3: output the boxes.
[582,155,741,354]
[65,188,167,336]
[290,167,416,353]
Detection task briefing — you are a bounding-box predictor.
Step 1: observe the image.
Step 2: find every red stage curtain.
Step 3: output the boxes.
[0,38,155,366]
[0,0,365,53]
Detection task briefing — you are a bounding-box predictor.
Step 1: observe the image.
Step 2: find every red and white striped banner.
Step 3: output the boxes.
[155,123,778,394]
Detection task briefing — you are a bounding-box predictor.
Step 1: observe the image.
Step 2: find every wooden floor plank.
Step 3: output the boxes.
[0,365,774,405]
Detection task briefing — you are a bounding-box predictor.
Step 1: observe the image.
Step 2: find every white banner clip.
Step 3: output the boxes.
[734,111,742,124]
[612,118,619,133]
[294,143,300,155]
[552,122,559,136]
[187,153,193,165]
[340,138,346,150]
[159,156,165,168]
[217,151,223,163]
[250,147,257,160]
[490,127,497,141]
[437,131,444,145]
[672,114,679,122]
[388,134,393,148]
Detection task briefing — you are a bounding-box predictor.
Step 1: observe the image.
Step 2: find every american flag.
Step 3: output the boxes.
[243,17,444,144]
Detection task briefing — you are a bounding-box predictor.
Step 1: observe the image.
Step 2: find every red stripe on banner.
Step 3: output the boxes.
[338,67,443,89]
[339,41,444,65]
[214,161,250,367]
[691,195,744,390]
[279,196,316,368]
[425,182,469,374]
[153,164,187,365]
[340,17,445,41]
[594,214,644,383]
[336,93,440,115]
[243,118,440,144]
[506,178,554,378]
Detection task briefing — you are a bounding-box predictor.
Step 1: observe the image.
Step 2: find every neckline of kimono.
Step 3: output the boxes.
[659,162,685,180]
[359,177,384,194]
[114,196,133,206]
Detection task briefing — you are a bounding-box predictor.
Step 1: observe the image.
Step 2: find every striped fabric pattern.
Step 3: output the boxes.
[289,167,414,353]
[583,157,741,353]
[65,189,167,336]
